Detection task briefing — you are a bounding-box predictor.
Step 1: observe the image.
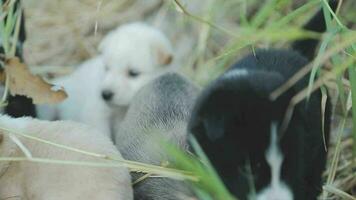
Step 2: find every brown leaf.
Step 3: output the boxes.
[0,69,5,83]
[4,57,67,104]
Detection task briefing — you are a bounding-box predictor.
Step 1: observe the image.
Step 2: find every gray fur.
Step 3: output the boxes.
[114,72,199,200]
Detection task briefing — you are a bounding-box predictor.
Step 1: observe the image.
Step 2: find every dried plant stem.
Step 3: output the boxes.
[172,0,234,37]
[0,126,198,181]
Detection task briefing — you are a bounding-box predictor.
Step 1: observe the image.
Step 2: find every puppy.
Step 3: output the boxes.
[99,22,173,106]
[115,72,198,200]
[188,2,337,200]
[0,115,133,200]
[37,22,173,138]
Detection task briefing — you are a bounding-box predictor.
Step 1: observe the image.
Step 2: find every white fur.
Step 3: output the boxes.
[223,68,248,79]
[37,22,173,138]
[99,22,173,106]
[0,115,133,200]
[255,123,293,200]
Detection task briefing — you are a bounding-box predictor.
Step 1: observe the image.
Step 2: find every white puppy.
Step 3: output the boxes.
[99,22,173,106]
[0,115,133,200]
[37,22,173,138]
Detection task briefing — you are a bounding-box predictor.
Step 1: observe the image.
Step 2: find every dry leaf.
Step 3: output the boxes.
[4,57,67,104]
[0,69,5,83]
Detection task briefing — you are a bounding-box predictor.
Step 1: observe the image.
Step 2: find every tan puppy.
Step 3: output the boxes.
[0,115,133,200]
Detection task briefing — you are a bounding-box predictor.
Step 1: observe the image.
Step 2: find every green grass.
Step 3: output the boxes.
[164,136,236,200]
[0,0,21,57]
[347,44,356,157]
[0,0,22,105]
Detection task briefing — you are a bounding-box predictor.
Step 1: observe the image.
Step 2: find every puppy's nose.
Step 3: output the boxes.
[101,90,114,101]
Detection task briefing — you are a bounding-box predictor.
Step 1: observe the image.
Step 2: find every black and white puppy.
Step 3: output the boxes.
[188,2,337,200]
[115,72,199,200]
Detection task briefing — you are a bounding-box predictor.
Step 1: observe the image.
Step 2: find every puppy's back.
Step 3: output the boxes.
[0,115,133,200]
[115,72,199,200]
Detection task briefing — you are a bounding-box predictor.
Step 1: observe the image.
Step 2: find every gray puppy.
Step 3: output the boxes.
[114,72,199,200]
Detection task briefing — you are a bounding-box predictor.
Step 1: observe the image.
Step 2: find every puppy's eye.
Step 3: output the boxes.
[128,69,140,78]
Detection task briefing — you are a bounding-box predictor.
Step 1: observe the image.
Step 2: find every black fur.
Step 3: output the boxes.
[0,0,36,118]
[4,95,36,117]
[291,0,338,60]
[188,2,336,200]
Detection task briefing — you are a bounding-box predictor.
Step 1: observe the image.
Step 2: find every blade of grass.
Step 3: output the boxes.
[270,31,356,100]
[306,0,341,101]
[164,136,236,200]
[0,0,19,55]
[0,16,10,54]
[280,54,355,132]
[4,1,15,36]
[346,45,356,156]
[321,0,346,29]
[321,88,328,151]
[239,0,249,26]
[269,0,319,28]
[321,114,347,199]
[0,156,197,181]
[250,0,278,28]
[9,8,21,57]
[292,52,355,106]
[306,28,340,100]
[333,55,347,115]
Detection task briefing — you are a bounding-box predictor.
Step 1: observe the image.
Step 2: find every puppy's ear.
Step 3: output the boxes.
[203,116,225,141]
[152,43,173,66]
[189,99,227,142]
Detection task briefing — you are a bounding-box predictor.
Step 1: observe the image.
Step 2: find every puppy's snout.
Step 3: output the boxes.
[101,90,114,101]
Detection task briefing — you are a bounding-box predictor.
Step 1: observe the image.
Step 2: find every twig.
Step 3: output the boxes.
[9,134,33,158]
[270,33,356,100]
[323,185,356,200]
[172,0,234,37]
[0,126,198,181]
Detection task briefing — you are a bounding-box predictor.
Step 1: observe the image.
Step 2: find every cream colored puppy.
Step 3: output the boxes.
[0,115,133,200]
[37,22,173,138]
[99,22,173,106]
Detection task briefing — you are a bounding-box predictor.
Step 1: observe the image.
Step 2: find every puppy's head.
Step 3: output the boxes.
[188,70,296,200]
[98,23,173,107]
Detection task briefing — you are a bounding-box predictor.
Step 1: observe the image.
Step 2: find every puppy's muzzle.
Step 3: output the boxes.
[102,90,114,101]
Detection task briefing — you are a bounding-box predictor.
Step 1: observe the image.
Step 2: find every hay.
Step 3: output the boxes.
[23,0,163,66]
